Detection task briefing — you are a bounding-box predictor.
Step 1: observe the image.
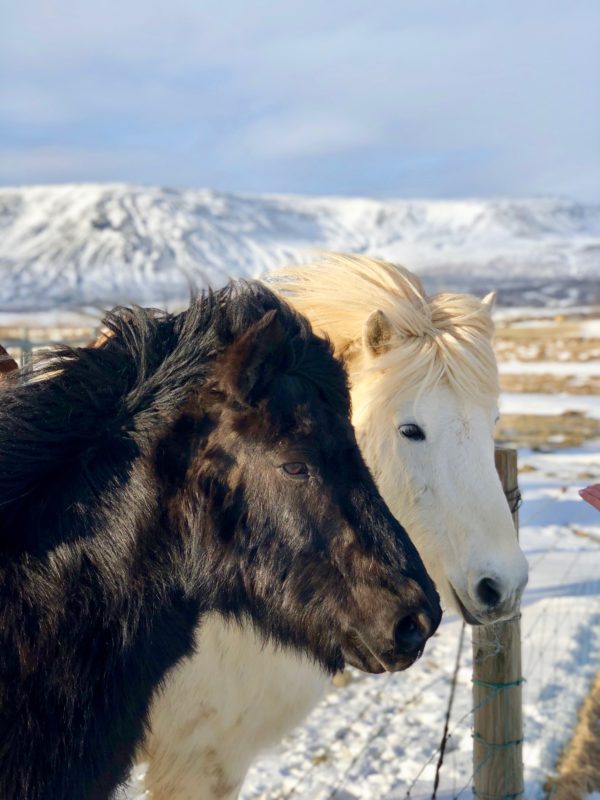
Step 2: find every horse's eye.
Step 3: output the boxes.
[399,423,426,442]
[281,462,309,479]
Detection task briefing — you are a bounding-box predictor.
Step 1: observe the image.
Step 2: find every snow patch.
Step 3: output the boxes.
[500,392,600,419]
[499,360,600,377]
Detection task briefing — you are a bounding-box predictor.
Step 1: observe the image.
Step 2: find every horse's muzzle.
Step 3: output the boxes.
[342,586,441,673]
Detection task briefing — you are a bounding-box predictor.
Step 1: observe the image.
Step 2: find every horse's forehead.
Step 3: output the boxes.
[384,381,495,426]
[224,394,348,447]
[273,374,349,422]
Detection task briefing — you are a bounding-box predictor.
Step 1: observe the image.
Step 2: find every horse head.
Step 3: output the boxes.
[276,255,529,626]
[155,289,441,673]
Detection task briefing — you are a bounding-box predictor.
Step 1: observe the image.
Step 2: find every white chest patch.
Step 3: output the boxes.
[137,615,329,799]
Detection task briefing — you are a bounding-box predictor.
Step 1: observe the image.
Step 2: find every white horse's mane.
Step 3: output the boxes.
[274,253,499,403]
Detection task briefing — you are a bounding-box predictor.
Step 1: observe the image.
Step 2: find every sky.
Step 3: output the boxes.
[1,0,599,199]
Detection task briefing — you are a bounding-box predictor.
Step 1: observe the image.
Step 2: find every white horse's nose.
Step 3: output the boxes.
[475,576,503,609]
[472,564,528,620]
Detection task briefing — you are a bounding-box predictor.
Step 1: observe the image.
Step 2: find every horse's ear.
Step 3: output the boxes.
[363,309,394,357]
[220,309,287,404]
[481,291,497,313]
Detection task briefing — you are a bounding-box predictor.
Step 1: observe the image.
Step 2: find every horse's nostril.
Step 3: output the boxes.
[476,577,503,609]
[394,611,430,654]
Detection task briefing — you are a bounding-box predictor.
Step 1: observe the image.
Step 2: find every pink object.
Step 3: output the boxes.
[580,484,600,512]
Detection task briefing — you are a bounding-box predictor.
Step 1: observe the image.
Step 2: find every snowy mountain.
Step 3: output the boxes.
[1,183,599,312]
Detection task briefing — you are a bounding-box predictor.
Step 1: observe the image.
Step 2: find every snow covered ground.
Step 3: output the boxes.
[500,393,600,420]
[498,361,599,377]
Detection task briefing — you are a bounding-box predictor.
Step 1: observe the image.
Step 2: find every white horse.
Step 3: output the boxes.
[136,255,529,799]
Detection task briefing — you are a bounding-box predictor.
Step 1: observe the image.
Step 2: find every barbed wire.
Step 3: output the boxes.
[431,622,467,799]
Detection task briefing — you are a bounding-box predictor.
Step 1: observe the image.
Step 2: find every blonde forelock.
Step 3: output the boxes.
[271,253,499,403]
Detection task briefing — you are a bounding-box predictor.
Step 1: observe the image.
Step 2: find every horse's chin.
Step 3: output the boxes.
[341,633,420,674]
[449,584,484,626]
[343,647,386,674]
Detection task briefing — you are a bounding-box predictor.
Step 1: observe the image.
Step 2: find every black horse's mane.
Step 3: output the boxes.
[0,280,348,554]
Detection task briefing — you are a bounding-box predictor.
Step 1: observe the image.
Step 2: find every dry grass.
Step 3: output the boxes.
[495,313,600,364]
[495,312,599,449]
[0,324,98,341]
[496,412,600,450]
[500,373,600,396]
[545,670,600,799]
[0,324,99,367]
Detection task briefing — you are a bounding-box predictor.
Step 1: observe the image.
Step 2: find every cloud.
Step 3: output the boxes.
[0,146,159,185]
[1,0,599,198]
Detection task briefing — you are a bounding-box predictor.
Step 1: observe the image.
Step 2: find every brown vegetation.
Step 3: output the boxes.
[496,412,600,450]
[500,373,600,396]
[545,669,600,799]
[494,313,600,364]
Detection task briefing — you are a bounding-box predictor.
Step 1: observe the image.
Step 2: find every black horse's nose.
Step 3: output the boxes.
[394,610,433,655]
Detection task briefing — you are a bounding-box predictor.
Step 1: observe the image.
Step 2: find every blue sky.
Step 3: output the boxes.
[1,0,599,198]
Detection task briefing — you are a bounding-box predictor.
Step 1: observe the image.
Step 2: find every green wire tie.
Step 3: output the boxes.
[472,732,524,748]
[472,677,526,690]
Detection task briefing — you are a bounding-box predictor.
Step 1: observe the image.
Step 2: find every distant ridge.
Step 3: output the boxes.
[1,184,599,312]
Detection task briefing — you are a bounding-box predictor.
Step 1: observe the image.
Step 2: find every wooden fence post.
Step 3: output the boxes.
[19,328,33,368]
[472,448,524,799]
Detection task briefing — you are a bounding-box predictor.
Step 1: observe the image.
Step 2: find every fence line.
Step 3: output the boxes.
[1,326,102,367]
[431,622,467,799]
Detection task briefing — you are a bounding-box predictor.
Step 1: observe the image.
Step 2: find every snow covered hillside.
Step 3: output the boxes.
[1,184,599,313]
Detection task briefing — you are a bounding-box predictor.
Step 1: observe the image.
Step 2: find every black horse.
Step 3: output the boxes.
[0,282,440,799]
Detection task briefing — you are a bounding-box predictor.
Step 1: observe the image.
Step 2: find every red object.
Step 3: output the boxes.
[580,484,600,512]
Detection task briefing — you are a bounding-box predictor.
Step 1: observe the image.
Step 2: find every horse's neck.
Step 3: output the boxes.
[0,496,208,799]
